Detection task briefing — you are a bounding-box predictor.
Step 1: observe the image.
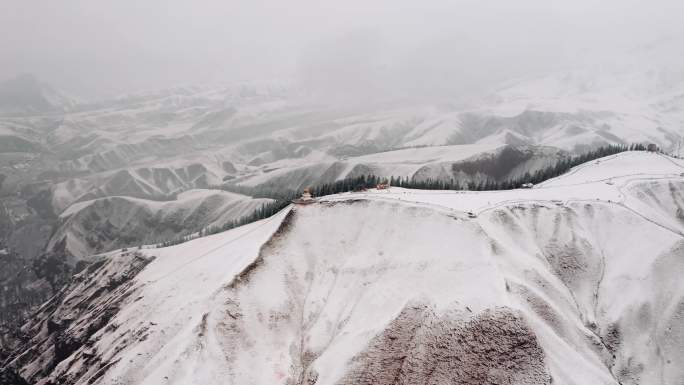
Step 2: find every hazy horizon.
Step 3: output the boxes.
[3,0,684,100]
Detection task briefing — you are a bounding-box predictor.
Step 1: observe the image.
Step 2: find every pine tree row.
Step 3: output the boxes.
[308,143,643,195]
[154,199,290,248]
[157,143,652,247]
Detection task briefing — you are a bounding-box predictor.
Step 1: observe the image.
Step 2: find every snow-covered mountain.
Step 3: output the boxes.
[48,189,273,258]
[1,65,682,204]
[477,67,684,151]
[3,151,682,385]
[1,63,683,385]
[236,144,569,192]
[3,65,683,178]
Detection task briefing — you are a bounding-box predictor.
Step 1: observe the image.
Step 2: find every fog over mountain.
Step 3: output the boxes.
[2,0,684,99]
[1,2,683,385]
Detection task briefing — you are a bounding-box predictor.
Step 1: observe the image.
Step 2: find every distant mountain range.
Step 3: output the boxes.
[0,64,683,385]
[3,151,682,385]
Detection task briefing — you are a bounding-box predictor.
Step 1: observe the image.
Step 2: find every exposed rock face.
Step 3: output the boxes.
[0,368,29,385]
[339,304,551,385]
[1,251,153,385]
[0,251,76,363]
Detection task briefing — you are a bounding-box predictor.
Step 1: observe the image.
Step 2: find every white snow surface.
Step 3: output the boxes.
[65,152,683,385]
[50,189,273,258]
[238,144,503,188]
[322,152,684,227]
[98,209,292,384]
[336,143,501,178]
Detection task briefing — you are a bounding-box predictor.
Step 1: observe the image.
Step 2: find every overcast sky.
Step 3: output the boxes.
[2,0,683,99]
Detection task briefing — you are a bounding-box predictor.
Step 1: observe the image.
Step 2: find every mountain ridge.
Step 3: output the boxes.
[3,151,682,385]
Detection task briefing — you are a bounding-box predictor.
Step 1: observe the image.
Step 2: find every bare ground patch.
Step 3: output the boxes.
[338,303,551,385]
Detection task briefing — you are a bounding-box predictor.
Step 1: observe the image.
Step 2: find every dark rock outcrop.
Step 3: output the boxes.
[1,251,152,385]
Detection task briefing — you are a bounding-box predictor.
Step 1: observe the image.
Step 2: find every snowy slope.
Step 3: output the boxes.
[325,152,684,229]
[51,162,227,213]
[5,66,683,191]
[335,144,500,179]
[478,67,684,152]
[3,67,681,265]
[49,189,273,257]
[237,144,501,188]
[5,151,683,385]
[237,144,568,191]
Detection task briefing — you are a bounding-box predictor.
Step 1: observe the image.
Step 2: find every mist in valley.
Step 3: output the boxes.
[1,2,684,385]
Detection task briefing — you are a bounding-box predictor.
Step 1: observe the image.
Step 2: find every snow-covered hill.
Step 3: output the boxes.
[2,65,684,385]
[476,67,684,151]
[236,144,569,192]
[3,65,683,186]
[50,162,228,213]
[48,189,273,258]
[4,151,683,385]
[1,66,681,234]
